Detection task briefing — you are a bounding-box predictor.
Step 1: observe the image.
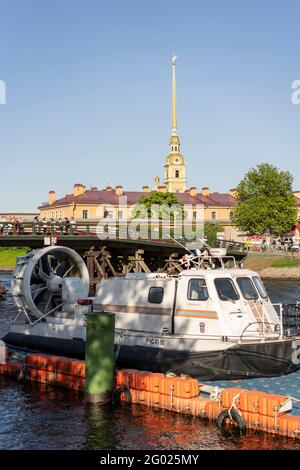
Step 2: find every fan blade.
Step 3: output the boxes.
[31,285,47,300]
[49,255,59,272]
[31,272,44,284]
[40,256,51,276]
[63,265,75,278]
[55,260,69,277]
[36,264,49,282]
[34,288,47,305]
[44,293,54,311]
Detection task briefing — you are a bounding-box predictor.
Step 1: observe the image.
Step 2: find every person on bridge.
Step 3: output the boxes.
[42,218,48,235]
[64,217,70,235]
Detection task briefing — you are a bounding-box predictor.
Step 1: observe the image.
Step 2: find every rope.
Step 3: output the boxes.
[288,395,300,403]
[114,329,126,366]
[228,389,248,419]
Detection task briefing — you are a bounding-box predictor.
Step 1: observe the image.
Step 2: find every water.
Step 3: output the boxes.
[1,272,300,450]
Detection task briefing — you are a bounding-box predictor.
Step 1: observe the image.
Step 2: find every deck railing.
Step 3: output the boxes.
[0,221,247,249]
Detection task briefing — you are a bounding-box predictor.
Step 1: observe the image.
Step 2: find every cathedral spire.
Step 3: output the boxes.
[172,53,177,130]
[170,54,180,151]
[164,54,186,193]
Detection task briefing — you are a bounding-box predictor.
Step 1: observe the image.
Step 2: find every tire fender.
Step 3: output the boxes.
[217,408,246,432]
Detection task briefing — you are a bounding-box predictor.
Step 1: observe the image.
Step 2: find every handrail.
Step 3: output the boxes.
[239,321,280,343]
[0,221,247,249]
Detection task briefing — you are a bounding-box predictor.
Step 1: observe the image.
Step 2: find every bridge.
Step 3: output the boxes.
[0,221,247,292]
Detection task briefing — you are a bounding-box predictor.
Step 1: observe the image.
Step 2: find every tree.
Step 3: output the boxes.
[133,191,183,221]
[204,222,224,246]
[231,163,297,235]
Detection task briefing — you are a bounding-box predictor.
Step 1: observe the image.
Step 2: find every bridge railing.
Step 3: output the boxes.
[212,239,247,252]
[0,221,188,243]
[0,221,247,250]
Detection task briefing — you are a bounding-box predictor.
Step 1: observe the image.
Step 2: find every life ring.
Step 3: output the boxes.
[217,408,246,432]
[113,386,132,405]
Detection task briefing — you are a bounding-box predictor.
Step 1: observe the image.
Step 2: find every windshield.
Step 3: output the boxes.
[214,278,239,301]
[236,277,258,300]
[252,276,268,299]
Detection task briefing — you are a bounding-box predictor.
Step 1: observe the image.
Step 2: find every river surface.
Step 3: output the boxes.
[0,273,300,450]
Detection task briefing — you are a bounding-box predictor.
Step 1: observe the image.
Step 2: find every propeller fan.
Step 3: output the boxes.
[11,246,90,320]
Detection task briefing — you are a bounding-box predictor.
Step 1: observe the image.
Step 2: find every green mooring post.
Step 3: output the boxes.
[85,311,115,404]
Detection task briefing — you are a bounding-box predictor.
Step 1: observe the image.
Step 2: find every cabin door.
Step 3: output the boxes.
[174,277,218,336]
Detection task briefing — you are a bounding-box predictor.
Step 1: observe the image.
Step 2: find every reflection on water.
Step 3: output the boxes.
[1,272,300,450]
[264,279,300,304]
[1,377,300,451]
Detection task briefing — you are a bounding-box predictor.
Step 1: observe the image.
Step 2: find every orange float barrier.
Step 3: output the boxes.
[221,388,288,417]
[3,353,300,441]
[115,369,199,399]
[149,373,165,393]
[25,354,85,379]
[172,396,208,417]
[205,399,223,420]
[120,388,210,417]
[258,393,288,417]
[28,367,85,391]
[159,375,199,399]
[221,388,244,409]
[239,390,265,414]
[0,360,24,377]
[243,412,278,434]
[277,414,300,439]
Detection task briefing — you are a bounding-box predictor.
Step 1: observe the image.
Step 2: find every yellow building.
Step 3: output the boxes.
[38,55,300,241]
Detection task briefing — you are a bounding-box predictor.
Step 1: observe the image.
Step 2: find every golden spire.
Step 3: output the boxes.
[170,54,180,149]
[164,54,186,193]
[172,53,177,129]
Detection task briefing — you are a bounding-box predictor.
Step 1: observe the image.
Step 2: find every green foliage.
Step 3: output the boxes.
[204,222,224,246]
[133,191,183,221]
[0,247,28,268]
[231,163,297,235]
[271,258,300,268]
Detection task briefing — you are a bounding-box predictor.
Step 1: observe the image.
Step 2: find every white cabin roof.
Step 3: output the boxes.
[113,269,260,282]
[178,268,258,278]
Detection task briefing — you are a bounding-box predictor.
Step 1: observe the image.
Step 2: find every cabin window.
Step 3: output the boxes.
[214,278,239,301]
[188,279,209,301]
[252,276,268,299]
[148,287,164,304]
[236,277,258,300]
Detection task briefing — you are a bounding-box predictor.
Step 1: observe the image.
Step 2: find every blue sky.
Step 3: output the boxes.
[0,0,300,211]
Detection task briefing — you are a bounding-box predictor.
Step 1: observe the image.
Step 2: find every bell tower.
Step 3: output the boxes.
[164,54,186,193]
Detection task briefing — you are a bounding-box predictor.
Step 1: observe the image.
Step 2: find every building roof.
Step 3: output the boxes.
[39,188,300,210]
[39,188,238,210]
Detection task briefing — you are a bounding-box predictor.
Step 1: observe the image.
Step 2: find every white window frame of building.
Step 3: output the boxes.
[192,211,197,220]
[211,211,217,221]
[82,209,89,219]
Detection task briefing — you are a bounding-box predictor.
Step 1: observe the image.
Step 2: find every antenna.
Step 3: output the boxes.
[165,233,194,255]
